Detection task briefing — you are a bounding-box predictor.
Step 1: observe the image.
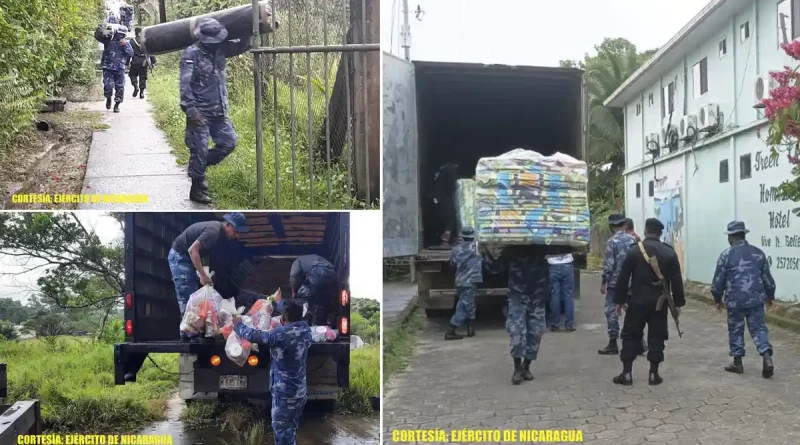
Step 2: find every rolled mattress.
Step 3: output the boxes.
[139,1,276,55]
[455,179,477,236]
[475,148,590,247]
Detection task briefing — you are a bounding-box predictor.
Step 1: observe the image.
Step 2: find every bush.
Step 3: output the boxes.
[0,320,18,340]
[1,338,178,432]
[99,319,125,344]
[0,0,104,148]
[337,345,379,415]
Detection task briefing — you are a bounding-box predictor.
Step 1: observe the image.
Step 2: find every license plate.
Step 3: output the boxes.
[219,375,247,390]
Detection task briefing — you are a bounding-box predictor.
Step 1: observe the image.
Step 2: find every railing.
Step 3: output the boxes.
[250,0,380,209]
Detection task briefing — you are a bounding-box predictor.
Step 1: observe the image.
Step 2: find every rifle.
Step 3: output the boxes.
[636,242,683,337]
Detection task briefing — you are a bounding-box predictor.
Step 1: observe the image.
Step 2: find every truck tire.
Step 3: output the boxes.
[425,309,450,318]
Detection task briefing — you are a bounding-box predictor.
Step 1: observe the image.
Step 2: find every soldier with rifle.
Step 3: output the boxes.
[613,218,685,386]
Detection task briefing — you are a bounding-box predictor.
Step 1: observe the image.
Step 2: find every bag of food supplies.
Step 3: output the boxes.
[218,298,245,339]
[311,325,338,343]
[179,284,224,336]
[225,331,252,367]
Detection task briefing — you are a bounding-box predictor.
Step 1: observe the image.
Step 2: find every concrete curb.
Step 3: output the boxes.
[685,281,800,334]
[385,293,418,331]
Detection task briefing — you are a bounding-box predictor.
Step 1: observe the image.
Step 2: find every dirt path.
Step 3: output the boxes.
[77,97,208,210]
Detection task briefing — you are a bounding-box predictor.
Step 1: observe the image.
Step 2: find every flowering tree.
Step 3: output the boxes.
[763,41,800,212]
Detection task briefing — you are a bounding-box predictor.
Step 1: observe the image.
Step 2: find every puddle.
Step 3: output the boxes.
[138,395,379,445]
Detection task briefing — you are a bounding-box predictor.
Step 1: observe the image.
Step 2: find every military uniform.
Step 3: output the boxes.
[119,5,134,30]
[94,25,133,112]
[613,218,685,385]
[445,227,482,340]
[180,19,252,204]
[431,163,458,249]
[290,255,339,326]
[235,320,313,445]
[599,213,637,354]
[485,245,549,385]
[129,31,156,99]
[711,221,776,378]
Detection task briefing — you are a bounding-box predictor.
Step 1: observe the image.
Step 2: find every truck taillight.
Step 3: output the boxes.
[339,317,349,335]
[247,355,259,366]
[340,289,349,306]
[125,320,133,335]
[125,292,133,309]
[210,355,221,366]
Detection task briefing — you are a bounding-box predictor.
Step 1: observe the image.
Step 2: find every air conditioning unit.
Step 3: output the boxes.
[679,114,698,141]
[661,123,679,152]
[698,103,720,131]
[754,73,777,105]
[644,133,660,152]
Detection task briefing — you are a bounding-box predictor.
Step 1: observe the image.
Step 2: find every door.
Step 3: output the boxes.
[382,52,420,258]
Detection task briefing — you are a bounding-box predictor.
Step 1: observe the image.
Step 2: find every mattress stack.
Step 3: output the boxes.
[475,148,590,248]
[454,179,477,237]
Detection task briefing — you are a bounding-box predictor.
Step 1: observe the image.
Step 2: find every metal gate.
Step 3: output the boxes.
[249,0,379,209]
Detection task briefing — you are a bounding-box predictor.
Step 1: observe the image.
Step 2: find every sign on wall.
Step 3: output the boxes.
[654,174,685,276]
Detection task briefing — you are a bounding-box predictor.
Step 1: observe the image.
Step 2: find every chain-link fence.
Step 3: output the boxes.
[251,0,379,209]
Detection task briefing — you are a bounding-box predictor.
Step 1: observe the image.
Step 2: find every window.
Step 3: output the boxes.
[777,0,799,46]
[636,103,642,116]
[661,82,675,117]
[648,180,655,197]
[719,38,727,58]
[740,21,750,42]
[719,159,729,183]
[693,58,708,98]
[636,183,641,198]
[740,153,752,179]
[648,93,654,106]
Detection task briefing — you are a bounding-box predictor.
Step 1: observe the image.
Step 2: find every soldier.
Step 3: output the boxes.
[711,221,776,378]
[613,218,685,385]
[119,4,134,30]
[290,254,339,326]
[430,163,459,249]
[546,246,575,332]
[599,213,637,355]
[484,245,549,385]
[624,217,648,354]
[94,24,133,113]
[168,213,248,340]
[180,18,252,204]
[129,27,156,99]
[445,226,482,340]
[234,300,312,445]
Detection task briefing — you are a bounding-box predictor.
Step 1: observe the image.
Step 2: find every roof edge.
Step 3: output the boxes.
[603,0,727,108]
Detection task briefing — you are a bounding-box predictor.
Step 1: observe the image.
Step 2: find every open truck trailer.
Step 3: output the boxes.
[383,54,588,316]
[114,212,350,411]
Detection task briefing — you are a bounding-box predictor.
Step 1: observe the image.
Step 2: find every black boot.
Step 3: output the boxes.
[132,87,139,97]
[649,362,662,385]
[725,356,744,374]
[140,89,145,99]
[113,101,120,113]
[512,358,523,385]
[613,359,633,385]
[521,359,534,381]
[189,179,212,204]
[444,325,463,341]
[465,321,475,338]
[762,352,774,379]
[105,96,112,109]
[598,338,619,355]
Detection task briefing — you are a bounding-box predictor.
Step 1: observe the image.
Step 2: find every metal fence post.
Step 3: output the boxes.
[252,0,264,208]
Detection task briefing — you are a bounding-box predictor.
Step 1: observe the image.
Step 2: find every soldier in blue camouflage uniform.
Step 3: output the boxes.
[119,4,134,30]
[180,18,252,204]
[711,221,776,378]
[484,245,549,385]
[290,254,339,326]
[235,300,312,445]
[95,24,133,113]
[599,213,637,355]
[445,226,482,340]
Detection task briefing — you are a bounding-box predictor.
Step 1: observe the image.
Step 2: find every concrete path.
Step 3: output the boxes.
[383,281,418,328]
[78,97,207,210]
[384,272,800,444]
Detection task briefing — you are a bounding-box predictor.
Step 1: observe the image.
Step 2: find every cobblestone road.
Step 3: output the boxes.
[383,272,800,444]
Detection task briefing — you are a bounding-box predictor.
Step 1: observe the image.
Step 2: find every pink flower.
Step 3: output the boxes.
[781,41,800,60]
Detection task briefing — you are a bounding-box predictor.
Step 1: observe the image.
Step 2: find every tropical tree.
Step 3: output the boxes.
[560,38,657,220]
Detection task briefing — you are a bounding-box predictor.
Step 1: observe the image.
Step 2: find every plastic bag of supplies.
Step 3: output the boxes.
[179,284,224,336]
[225,331,252,367]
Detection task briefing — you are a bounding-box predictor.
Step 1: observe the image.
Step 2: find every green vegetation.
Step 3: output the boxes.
[0,0,105,150]
[350,298,379,344]
[338,345,379,415]
[383,308,424,379]
[0,338,178,433]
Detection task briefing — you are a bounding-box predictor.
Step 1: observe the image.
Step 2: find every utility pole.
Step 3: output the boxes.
[401,0,411,61]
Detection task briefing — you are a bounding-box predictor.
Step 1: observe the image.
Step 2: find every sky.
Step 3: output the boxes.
[0,212,381,304]
[381,0,709,66]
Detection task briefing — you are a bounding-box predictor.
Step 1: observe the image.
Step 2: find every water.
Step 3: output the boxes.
[138,395,379,445]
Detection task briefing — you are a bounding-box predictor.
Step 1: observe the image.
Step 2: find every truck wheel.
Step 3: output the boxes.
[425,309,450,318]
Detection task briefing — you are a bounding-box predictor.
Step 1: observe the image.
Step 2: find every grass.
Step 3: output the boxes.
[587,254,603,271]
[0,336,178,433]
[146,62,372,210]
[338,345,379,415]
[382,308,425,379]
